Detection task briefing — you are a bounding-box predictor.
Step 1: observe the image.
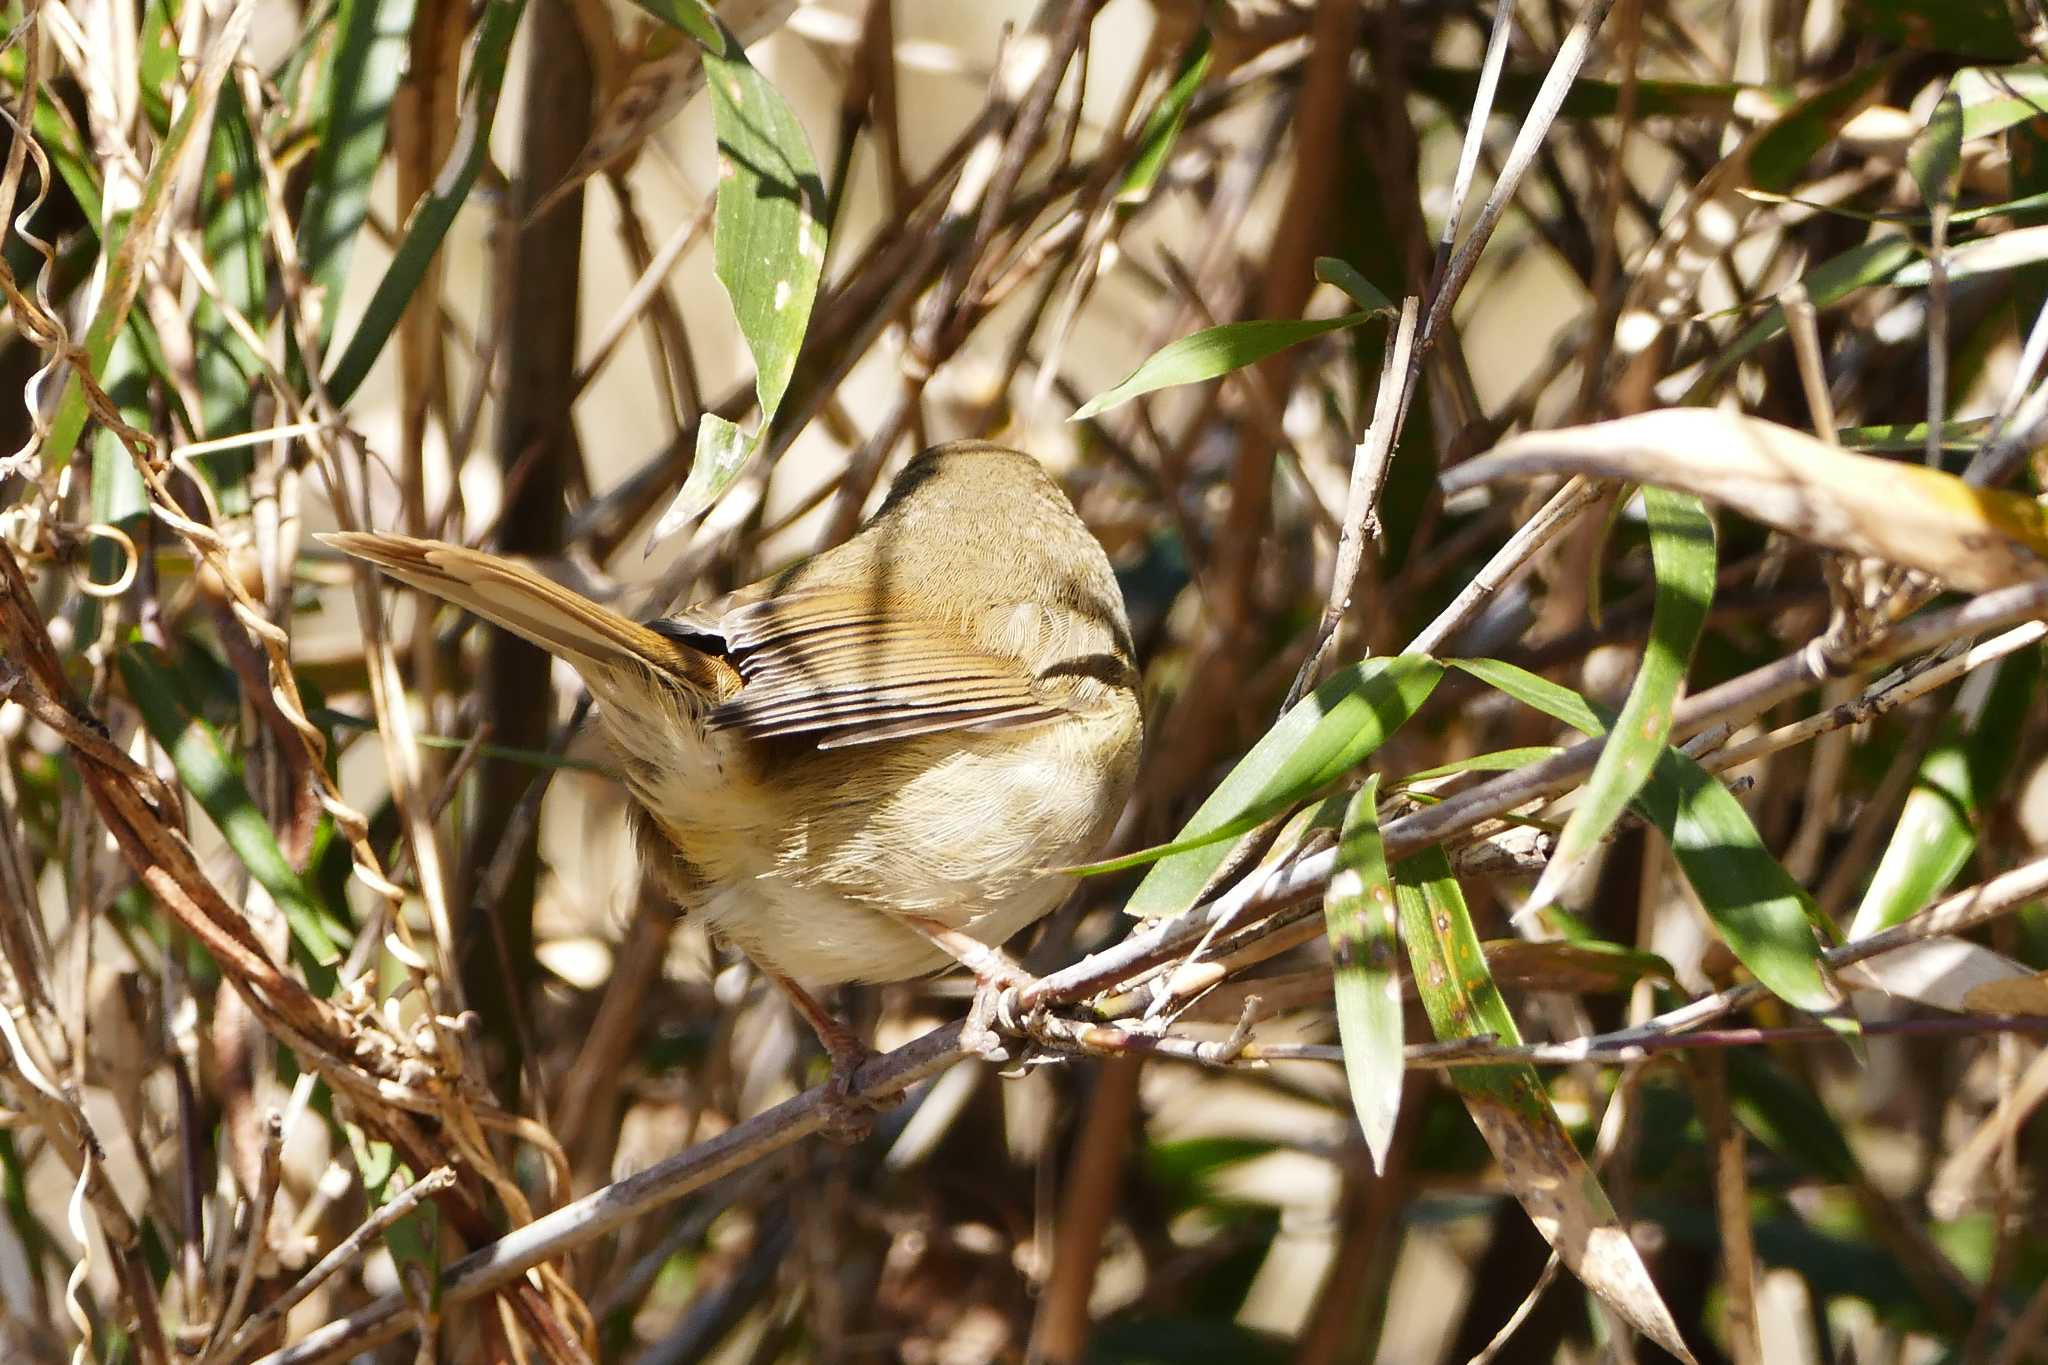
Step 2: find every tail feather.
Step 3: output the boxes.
[319,531,737,699]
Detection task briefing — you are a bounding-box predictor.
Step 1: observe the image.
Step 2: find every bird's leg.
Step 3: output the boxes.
[900,916,1037,1060]
[760,967,889,1141]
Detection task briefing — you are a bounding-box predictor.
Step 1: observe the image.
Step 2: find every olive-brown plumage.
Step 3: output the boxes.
[322,443,1142,1010]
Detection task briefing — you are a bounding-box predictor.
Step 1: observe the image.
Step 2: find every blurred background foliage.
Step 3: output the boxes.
[7,0,2048,1361]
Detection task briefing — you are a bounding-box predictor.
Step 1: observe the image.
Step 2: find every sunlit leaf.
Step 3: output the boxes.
[1072,312,1382,421]
[1325,778,1403,1173]
[1118,29,1210,204]
[1851,650,2037,935]
[1445,408,2048,592]
[1450,658,1843,1020]
[1394,849,1697,1361]
[1529,490,1715,911]
[648,16,826,541]
[1954,65,2048,141]
[1127,655,1443,918]
[1895,224,2048,285]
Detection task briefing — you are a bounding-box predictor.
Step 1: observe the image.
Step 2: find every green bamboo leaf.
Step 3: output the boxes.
[1127,655,1443,918]
[647,17,827,541]
[296,0,419,360]
[1067,789,1326,876]
[703,25,826,421]
[1448,658,1603,735]
[323,0,526,404]
[1325,777,1403,1173]
[1910,87,1965,215]
[1748,62,1893,194]
[1072,312,1381,422]
[1410,65,1759,122]
[1117,30,1211,204]
[81,328,154,638]
[1725,1049,1860,1184]
[1836,417,1992,452]
[1530,490,1715,911]
[650,414,753,541]
[1954,65,2048,141]
[1313,257,1395,315]
[191,87,267,510]
[1452,658,1842,1020]
[1393,849,1695,1360]
[1851,649,2039,936]
[621,0,723,52]
[39,1,257,471]
[1393,746,1563,787]
[118,645,345,973]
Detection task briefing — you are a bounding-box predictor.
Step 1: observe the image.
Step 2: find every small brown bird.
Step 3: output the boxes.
[324,442,1142,1079]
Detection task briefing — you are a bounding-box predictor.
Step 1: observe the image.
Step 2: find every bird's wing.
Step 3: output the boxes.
[682,590,1064,750]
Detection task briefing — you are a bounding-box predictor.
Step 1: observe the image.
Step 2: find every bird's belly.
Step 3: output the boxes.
[602,702,1122,986]
[689,874,1060,985]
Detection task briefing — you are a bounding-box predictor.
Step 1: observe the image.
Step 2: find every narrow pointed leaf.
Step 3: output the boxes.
[1851,649,2038,936]
[296,0,419,360]
[1313,257,1395,315]
[1393,849,1696,1361]
[1451,659,1842,1020]
[1325,778,1403,1172]
[118,645,345,974]
[1530,490,1715,910]
[1909,87,1965,214]
[1117,30,1210,204]
[1127,655,1443,918]
[323,0,526,404]
[1072,312,1380,421]
[649,17,827,539]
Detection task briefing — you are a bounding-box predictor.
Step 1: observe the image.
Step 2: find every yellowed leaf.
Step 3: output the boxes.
[1445,408,2048,592]
[1466,1092,1699,1362]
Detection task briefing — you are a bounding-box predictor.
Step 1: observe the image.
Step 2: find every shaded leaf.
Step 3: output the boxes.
[1313,257,1395,315]
[1912,85,1966,226]
[117,645,345,974]
[324,0,525,404]
[296,0,419,359]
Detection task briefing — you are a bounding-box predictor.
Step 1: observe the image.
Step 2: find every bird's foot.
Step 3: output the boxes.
[760,966,897,1142]
[819,1038,891,1144]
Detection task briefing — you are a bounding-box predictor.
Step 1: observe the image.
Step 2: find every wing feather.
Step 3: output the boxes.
[683,588,1057,745]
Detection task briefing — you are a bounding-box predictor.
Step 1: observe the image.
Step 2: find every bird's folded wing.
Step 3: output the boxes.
[693,592,1062,749]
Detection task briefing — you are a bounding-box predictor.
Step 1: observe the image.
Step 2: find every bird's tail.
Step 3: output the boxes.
[319,531,737,698]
